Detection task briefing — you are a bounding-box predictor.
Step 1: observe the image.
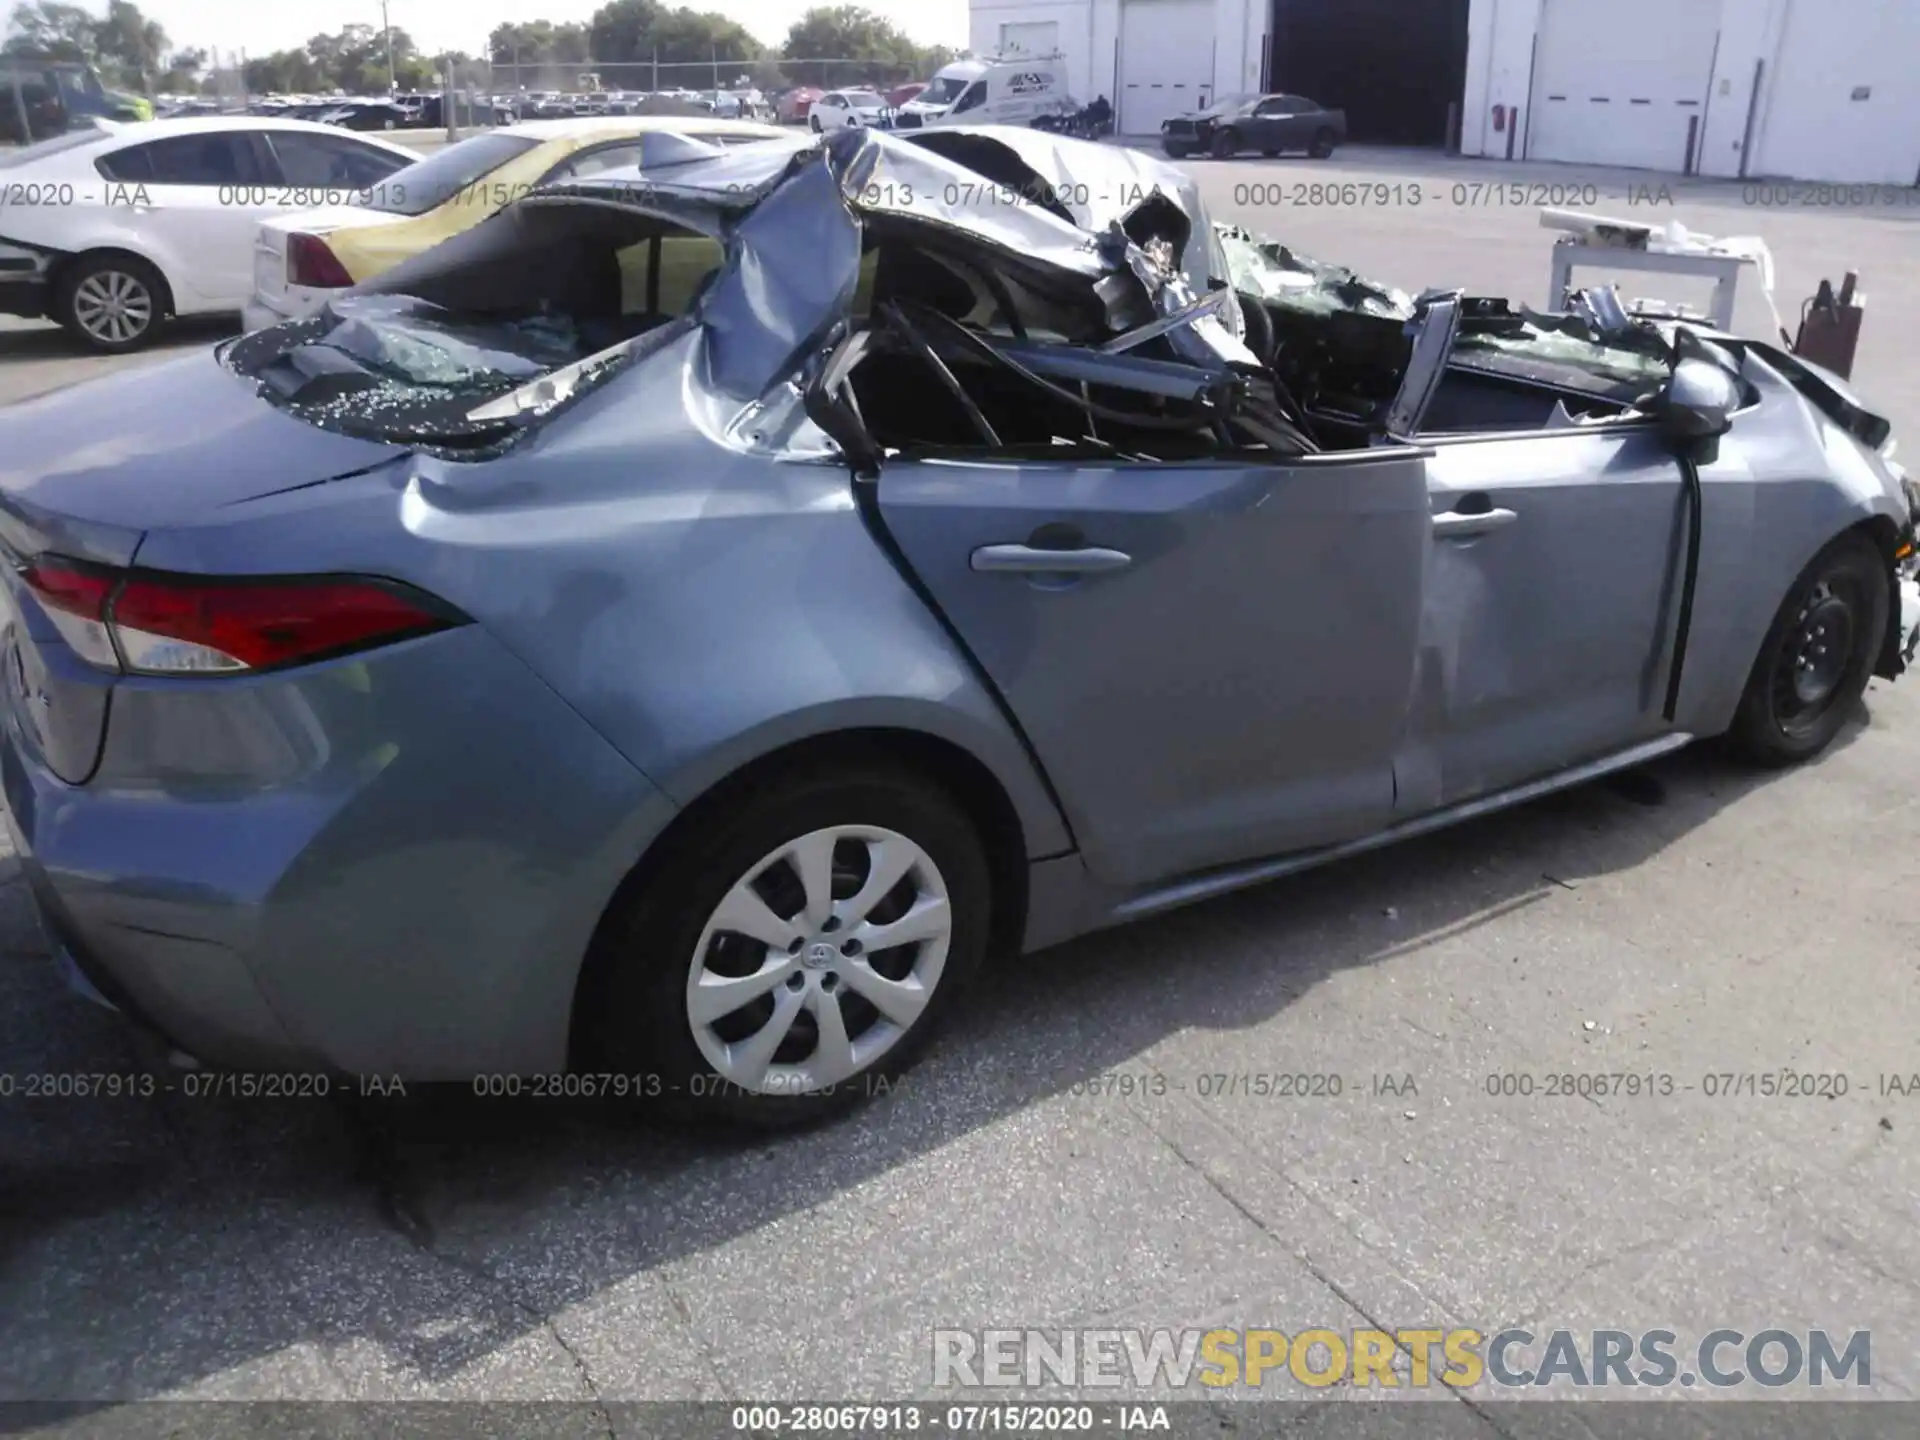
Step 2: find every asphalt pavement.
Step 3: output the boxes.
[3,147,1919,1425]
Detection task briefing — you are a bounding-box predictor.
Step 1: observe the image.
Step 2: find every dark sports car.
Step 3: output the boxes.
[1163,92,1346,160]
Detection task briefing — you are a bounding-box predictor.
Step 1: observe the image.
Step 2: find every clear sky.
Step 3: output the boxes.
[137,0,971,61]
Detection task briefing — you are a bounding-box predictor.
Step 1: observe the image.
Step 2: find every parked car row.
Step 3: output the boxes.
[0,114,785,351]
[1,123,1914,1132]
[492,89,774,122]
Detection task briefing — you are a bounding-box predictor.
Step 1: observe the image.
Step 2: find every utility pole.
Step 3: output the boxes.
[380,0,396,94]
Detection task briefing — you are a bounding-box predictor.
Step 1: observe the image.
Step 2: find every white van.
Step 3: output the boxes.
[897,56,1071,130]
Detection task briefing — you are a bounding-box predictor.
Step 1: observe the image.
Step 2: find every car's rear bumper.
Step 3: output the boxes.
[1,622,679,1080]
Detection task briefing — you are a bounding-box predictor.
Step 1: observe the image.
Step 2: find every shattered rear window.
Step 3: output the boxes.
[222,296,598,445]
[223,294,686,451]
[222,193,727,454]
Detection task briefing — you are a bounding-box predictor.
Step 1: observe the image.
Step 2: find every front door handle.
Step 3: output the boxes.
[970,544,1133,575]
[1432,507,1518,539]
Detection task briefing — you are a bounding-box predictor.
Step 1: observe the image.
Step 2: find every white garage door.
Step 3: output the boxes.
[1117,0,1215,136]
[1000,20,1060,56]
[1752,0,1920,184]
[1528,0,1718,171]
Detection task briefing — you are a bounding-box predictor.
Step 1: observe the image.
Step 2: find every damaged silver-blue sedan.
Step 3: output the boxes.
[3,126,1916,1124]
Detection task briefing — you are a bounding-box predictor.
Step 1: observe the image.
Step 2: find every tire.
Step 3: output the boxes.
[809,113,823,133]
[1162,142,1191,159]
[1262,149,1279,158]
[586,762,993,1129]
[1210,128,1239,159]
[1308,128,1337,159]
[55,252,166,353]
[1727,530,1889,766]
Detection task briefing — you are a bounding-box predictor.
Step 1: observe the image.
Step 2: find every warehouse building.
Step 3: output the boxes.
[967,0,1920,184]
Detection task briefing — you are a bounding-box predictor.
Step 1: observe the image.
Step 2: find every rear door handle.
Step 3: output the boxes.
[1432,507,1518,539]
[970,544,1133,574]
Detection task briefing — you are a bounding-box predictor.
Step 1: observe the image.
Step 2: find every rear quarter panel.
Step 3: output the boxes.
[131,331,1075,868]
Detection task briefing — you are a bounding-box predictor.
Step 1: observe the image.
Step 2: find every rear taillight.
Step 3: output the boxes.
[20,559,117,668]
[19,559,461,675]
[285,232,354,288]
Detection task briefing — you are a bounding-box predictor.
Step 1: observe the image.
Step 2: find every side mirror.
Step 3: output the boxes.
[1658,354,1740,463]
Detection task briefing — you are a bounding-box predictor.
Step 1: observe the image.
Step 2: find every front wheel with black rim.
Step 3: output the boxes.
[585,764,992,1128]
[57,253,165,353]
[1727,531,1889,766]
[1308,128,1337,158]
[1210,128,1239,159]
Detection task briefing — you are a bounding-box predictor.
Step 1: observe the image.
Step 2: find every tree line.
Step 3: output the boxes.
[3,0,959,97]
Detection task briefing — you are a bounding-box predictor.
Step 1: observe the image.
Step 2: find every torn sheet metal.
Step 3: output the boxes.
[699,150,865,404]
[558,126,1257,385]
[235,127,1274,450]
[533,134,812,224]
[826,127,1111,279]
[894,125,1220,293]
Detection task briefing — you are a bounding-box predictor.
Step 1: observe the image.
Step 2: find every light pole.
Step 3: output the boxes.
[380,0,396,94]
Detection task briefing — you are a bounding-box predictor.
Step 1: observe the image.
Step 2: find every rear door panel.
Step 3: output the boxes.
[875,448,1433,889]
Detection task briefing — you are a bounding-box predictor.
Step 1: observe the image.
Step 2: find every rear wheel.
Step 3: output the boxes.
[1210,128,1239,158]
[810,113,823,132]
[1308,127,1338,158]
[1727,531,1888,766]
[586,763,992,1128]
[56,252,166,353]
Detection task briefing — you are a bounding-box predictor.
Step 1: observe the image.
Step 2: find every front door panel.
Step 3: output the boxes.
[1404,426,1686,809]
[875,450,1432,889]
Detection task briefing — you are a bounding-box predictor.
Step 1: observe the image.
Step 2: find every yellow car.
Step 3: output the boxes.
[244,115,786,331]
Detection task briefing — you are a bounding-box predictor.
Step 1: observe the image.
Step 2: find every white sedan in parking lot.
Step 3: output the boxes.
[0,116,415,351]
[809,90,895,132]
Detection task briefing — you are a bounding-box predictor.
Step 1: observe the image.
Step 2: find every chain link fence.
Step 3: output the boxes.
[2,50,932,141]
[481,57,926,98]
